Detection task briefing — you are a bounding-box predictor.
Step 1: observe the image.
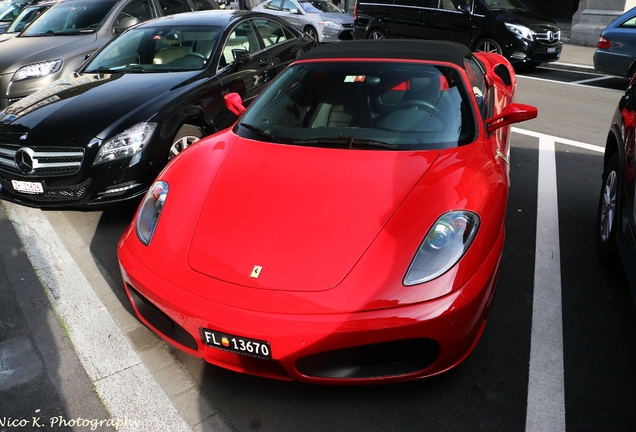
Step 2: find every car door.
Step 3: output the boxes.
[429,0,487,47]
[252,17,303,77]
[384,0,437,40]
[276,0,306,30]
[216,20,273,113]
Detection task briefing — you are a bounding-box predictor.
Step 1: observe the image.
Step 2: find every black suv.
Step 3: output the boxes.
[352,0,561,66]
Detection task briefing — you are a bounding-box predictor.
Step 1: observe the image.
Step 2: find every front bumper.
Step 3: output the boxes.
[0,142,164,209]
[118,230,504,385]
[504,38,562,65]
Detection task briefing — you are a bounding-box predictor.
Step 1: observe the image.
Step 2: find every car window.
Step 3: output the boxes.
[6,4,50,33]
[264,0,282,10]
[436,0,471,11]
[158,0,193,16]
[191,0,220,10]
[219,21,260,69]
[239,61,477,149]
[281,0,298,12]
[0,1,27,23]
[84,25,221,72]
[299,1,342,12]
[22,0,119,35]
[463,55,489,119]
[119,0,157,24]
[394,0,436,7]
[253,18,288,47]
[620,15,636,28]
[482,0,524,9]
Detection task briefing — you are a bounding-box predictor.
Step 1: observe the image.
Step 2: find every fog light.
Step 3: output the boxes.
[510,52,527,60]
[100,181,142,196]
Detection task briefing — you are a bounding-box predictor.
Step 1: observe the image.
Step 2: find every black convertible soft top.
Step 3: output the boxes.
[299,40,472,69]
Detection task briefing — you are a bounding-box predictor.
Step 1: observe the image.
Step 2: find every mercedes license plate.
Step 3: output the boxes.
[201,328,271,360]
[547,47,556,53]
[12,180,44,194]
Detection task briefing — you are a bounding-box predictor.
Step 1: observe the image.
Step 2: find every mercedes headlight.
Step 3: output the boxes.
[93,122,157,165]
[403,211,480,286]
[505,23,534,41]
[136,181,168,246]
[13,59,63,81]
[318,20,343,29]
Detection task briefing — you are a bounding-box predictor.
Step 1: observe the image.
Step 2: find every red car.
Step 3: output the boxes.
[117,40,537,384]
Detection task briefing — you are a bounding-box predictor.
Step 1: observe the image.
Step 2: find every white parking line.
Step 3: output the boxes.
[517,74,625,91]
[512,129,601,432]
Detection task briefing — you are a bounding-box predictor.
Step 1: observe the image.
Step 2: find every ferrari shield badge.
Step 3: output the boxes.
[250,265,263,278]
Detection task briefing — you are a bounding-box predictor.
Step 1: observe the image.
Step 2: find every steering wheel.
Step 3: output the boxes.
[185,52,207,61]
[395,99,439,113]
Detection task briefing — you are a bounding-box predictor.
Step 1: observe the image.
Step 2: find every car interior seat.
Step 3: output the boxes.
[153,33,192,64]
[440,0,456,11]
[308,82,373,128]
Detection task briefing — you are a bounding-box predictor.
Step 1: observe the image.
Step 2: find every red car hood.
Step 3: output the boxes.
[188,139,440,292]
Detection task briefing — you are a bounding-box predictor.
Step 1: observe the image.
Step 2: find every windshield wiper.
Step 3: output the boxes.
[293,137,397,149]
[240,123,282,143]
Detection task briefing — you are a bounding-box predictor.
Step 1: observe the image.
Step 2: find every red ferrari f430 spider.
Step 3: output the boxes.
[118,40,537,384]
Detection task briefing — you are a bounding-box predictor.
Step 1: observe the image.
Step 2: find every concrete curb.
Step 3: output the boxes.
[3,201,193,432]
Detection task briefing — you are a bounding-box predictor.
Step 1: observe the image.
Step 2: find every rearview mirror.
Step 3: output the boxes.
[486,103,537,133]
[224,92,246,116]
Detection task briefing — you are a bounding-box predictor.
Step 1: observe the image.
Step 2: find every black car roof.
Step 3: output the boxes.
[299,40,471,69]
[137,10,264,27]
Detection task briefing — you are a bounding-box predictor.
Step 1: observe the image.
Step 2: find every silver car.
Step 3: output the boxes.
[0,0,219,109]
[252,0,352,43]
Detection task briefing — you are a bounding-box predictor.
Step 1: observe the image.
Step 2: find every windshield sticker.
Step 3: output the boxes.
[344,75,366,83]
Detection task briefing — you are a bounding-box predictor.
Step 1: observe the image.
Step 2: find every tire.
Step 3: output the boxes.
[304,26,318,42]
[474,38,503,55]
[596,153,620,263]
[367,28,386,39]
[169,125,202,160]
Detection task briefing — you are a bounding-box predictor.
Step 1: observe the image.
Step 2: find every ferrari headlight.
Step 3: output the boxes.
[136,181,168,246]
[403,211,480,286]
[505,23,534,41]
[93,122,157,165]
[318,20,343,29]
[13,59,63,81]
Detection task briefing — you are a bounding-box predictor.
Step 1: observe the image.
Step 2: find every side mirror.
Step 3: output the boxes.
[115,16,139,33]
[458,4,470,14]
[224,92,246,115]
[232,48,251,63]
[486,103,537,133]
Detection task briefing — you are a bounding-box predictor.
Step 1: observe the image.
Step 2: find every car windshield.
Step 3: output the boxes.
[483,0,525,10]
[83,25,222,73]
[21,0,118,35]
[299,1,342,13]
[6,4,51,33]
[238,61,476,150]
[0,0,29,22]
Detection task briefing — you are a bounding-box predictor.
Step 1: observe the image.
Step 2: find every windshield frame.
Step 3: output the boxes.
[237,59,478,151]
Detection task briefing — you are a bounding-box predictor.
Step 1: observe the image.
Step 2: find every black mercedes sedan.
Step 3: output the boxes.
[0,10,315,209]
